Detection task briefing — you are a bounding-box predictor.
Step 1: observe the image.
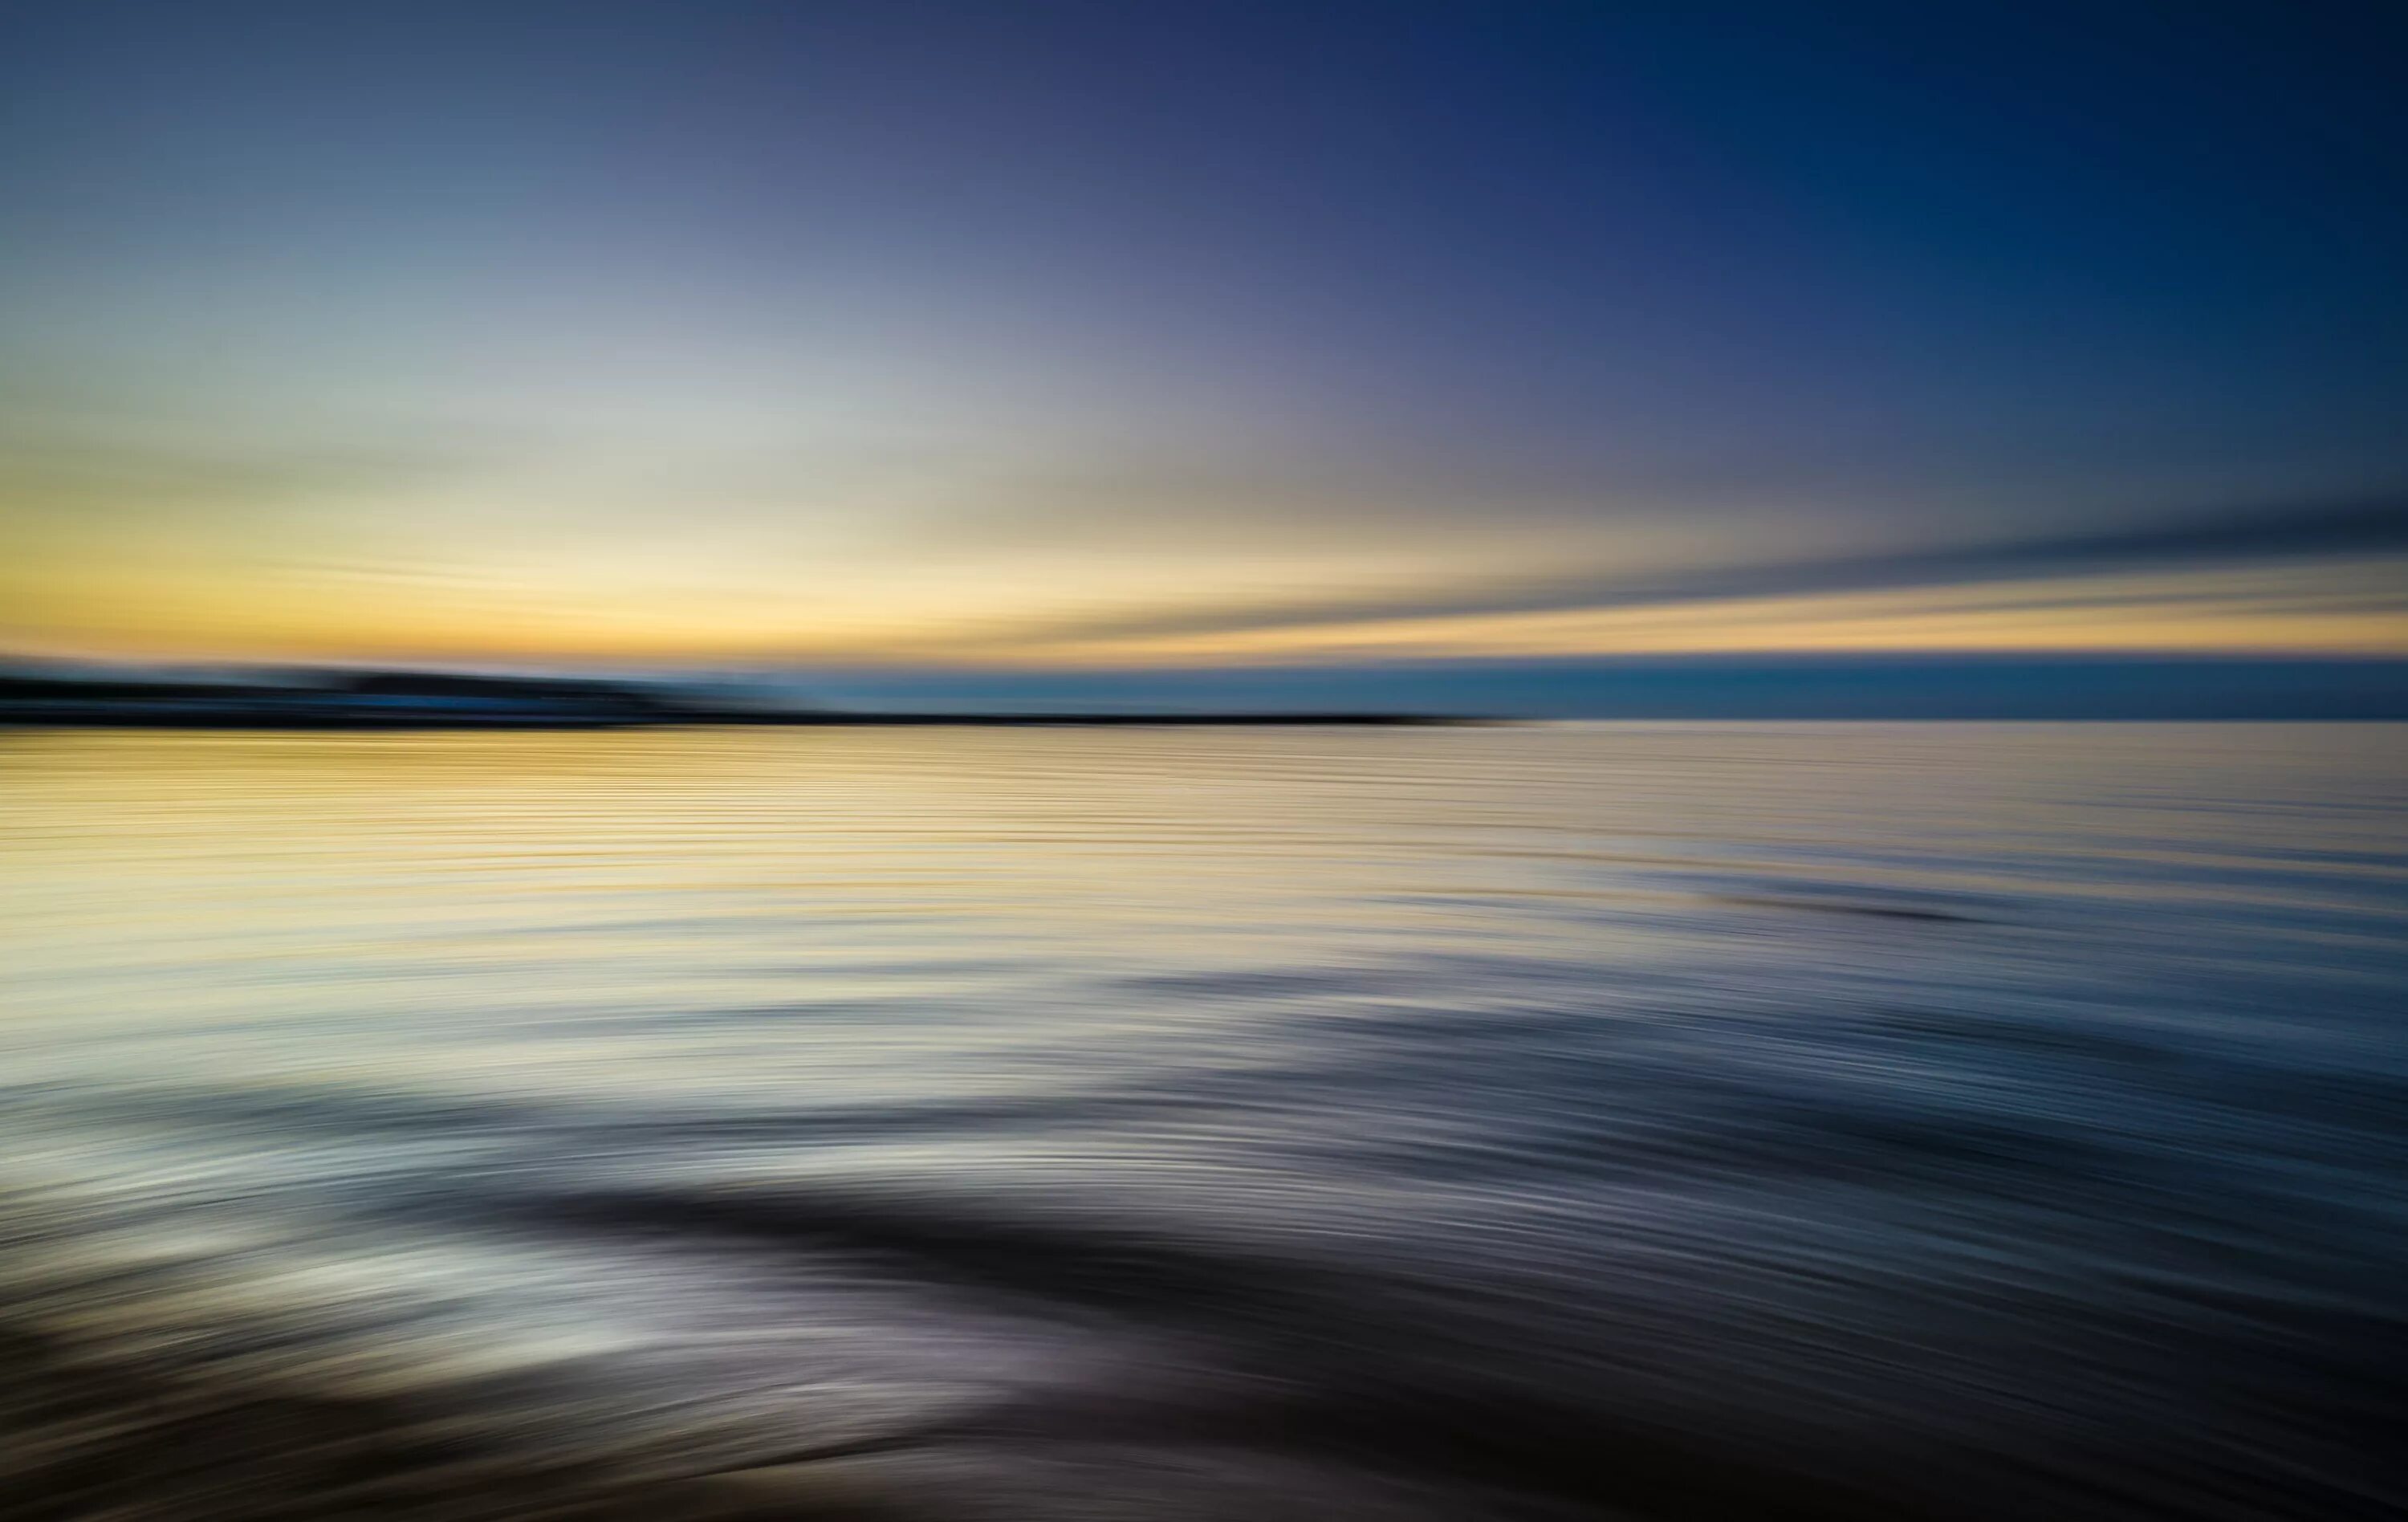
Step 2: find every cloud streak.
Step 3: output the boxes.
[1003,494,2408,651]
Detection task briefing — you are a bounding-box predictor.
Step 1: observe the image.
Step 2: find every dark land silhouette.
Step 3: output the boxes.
[0,667,1447,728]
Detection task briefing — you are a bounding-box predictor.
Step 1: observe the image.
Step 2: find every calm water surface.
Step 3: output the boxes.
[2,724,2404,1520]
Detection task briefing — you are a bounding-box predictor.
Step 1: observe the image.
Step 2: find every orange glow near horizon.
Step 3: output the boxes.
[6,515,2404,670]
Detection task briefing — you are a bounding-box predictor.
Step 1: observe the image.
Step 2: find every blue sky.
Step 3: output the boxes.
[3,2,2403,697]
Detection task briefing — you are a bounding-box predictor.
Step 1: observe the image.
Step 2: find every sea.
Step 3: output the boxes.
[2,723,2402,1520]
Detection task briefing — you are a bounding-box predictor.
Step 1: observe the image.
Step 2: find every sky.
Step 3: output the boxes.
[3,1,2405,702]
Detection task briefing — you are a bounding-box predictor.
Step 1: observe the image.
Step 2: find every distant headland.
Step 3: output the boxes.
[0,666,1451,729]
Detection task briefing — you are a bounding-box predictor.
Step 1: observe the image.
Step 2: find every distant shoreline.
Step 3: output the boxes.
[0,670,1459,729]
[0,710,1462,730]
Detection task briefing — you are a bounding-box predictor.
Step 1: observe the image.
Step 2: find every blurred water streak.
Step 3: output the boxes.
[2,723,2404,1520]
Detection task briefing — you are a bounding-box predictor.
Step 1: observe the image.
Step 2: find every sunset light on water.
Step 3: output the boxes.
[3,5,2403,1519]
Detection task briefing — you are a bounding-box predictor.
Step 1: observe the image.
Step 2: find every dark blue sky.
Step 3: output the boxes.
[2,1,2403,682]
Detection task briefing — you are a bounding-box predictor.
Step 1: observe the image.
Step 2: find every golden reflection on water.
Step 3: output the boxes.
[4,720,2398,1107]
[4,724,2406,1520]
